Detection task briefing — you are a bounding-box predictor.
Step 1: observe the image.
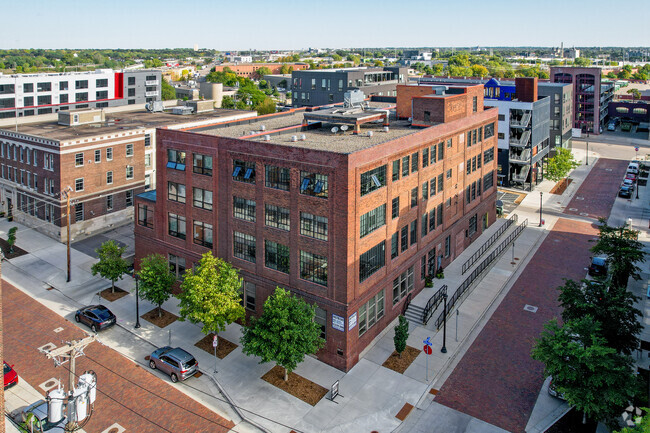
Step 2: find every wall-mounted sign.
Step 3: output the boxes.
[348,312,357,331]
[332,314,345,332]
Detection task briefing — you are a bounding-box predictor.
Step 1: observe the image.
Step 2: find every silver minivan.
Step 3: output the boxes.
[149,346,198,383]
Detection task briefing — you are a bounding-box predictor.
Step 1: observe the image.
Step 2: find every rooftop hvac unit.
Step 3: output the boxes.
[291,135,298,142]
[300,134,306,141]
[367,131,373,138]
[384,126,390,133]
[264,135,271,141]
[260,125,266,131]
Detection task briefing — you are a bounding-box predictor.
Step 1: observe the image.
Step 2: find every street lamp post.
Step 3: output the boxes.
[441,292,448,354]
[636,178,640,200]
[585,123,590,166]
[539,191,543,227]
[134,274,141,329]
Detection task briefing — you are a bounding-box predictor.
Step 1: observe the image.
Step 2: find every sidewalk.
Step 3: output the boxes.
[0,147,597,433]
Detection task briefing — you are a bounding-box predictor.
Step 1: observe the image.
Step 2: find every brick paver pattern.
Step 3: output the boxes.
[564,158,629,220]
[434,157,629,432]
[2,282,234,433]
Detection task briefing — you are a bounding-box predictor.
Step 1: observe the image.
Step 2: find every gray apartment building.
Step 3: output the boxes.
[537,82,573,151]
[291,67,408,107]
[0,69,162,119]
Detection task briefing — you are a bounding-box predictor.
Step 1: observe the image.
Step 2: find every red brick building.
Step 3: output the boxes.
[134,83,498,371]
[212,63,309,78]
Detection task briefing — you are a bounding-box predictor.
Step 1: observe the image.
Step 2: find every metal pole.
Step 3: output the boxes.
[214,344,218,373]
[441,294,447,353]
[539,191,543,227]
[135,276,141,329]
[168,329,171,346]
[585,127,589,166]
[66,191,71,282]
[425,350,428,382]
[636,178,640,200]
[455,309,459,342]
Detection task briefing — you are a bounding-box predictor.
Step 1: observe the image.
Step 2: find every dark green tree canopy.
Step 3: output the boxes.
[591,219,646,289]
[136,254,176,318]
[91,240,128,293]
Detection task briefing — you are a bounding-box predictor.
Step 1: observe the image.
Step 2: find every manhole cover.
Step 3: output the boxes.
[524,305,538,313]
[576,196,584,200]
[53,327,64,333]
[580,212,589,216]
[569,208,578,211]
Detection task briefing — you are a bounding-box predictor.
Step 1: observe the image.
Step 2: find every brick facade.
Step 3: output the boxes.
[135,85,498,371]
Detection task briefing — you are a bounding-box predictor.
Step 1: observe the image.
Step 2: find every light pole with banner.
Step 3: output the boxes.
[212,334,219,373]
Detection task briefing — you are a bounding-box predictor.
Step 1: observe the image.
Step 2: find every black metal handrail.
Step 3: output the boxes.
[422,284,447,325]
[435,218,528,329]
[462,214,518,274]
[402,292,412,316]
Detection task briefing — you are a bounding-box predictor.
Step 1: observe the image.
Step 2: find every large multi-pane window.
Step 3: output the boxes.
[300,212,328,241]
[392,266,414,305]
[167,149,186,170]
[483,171,494,190]
[233,231,256,263]
[106,195,113,211]
[360,204,386,238]
[233,197,256,222]
[392,159,400,181]
[126,143,134,157]
[391,197,399,219]
[265,165,290,191]
[300,171,328,198]
[411,187,418,208]
[469,214,478,237]
[410,220,417,246]
[138,204,154,228]
[360,165,386,196]
[422,148,429,168]
[400,225,408,252]
[265,204,290,231]
[75,178,84,191]
[126,166,134,179]
[75,153,84,167]
[483,147,495,164]
[359,241,386,282]
[106,171,113,184]
[168,181,186,203]
[445,235,451,257]
[358,289,384,336]
[402,155,410,177]
[233,159,256,183]
[193,188,213,210]
[391,232,399,259]
[265,241,290,274]
[169,254,186,280]
[299,251,327,286]
[192,154,212,176]
[411,152,419,172]
[243,282,256,311]
[168,213,186,239]
[484,122,495,139]
[193,221,213,248]
[315,306,326,339]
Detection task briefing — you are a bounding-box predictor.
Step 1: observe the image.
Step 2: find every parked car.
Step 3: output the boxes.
[148,346,198,383]
[588,256,609,277]
[15,399,66,432]
[621,122,632,132]
[627,162,640,174]
[74,305,116,333]
[625,172,637,182]
[547,377,566,400]
[4,361,18,389]
[622,178,635,189]
[607,123,616,131]
[619,185,633,198]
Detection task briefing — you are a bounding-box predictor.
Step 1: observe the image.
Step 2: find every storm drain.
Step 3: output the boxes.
[523,304,538,313]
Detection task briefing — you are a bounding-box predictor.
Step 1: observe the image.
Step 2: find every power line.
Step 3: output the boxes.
[1,294,303,433]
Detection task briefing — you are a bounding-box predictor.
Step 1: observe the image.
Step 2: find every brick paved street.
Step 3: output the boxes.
[564,158,629,220]
[434,218,598,432]
[2,281,234,433]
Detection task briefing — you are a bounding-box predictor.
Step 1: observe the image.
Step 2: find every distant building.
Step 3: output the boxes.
[0,107,255,242]
[0,69,162,120]
[211,63,309,78]
[551,66,614,133]
[134,83,498,371]
[291,67,408,107]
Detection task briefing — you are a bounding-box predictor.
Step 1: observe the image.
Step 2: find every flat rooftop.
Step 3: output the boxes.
[2,108,250,141]
[195,103,419,154]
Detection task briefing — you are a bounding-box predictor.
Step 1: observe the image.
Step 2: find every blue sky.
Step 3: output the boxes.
[3,0,648,49]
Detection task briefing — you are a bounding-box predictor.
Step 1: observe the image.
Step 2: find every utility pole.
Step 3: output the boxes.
[44,335,96,433]
[62,186,72,282]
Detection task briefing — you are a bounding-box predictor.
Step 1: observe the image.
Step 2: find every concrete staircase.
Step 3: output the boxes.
[404,303,425,326]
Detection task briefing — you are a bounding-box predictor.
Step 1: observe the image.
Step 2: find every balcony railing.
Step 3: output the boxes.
[510,111,531,128]
[145,80,159,86]
[145,91,159,97]
[511,166,530,184]
[509,149,531,163]
[509,129,531,147]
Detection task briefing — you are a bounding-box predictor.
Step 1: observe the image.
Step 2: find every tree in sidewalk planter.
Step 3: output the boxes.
[6,226,17,253]
[177,251,245,339]
[136,254,176,318]
[546,147,580,191]
[532,317,640,427]
[558,278,642,356]
[393,315,409,358]
[240,287,325,382]
[91,240,128,294]
[591,219,646,289]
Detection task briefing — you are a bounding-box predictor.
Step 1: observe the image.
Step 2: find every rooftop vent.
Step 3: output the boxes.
[300,134,306,141]
[260,125,266,131]
[264,135,271,141]
[384,126,390,133]
[291,135,298,142]
[367,131,373,138]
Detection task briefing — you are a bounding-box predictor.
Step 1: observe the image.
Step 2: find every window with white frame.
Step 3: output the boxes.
[358,289,384,336]
[75,153,83,167]
[126,143,134,157]
[126,166,134,179]
[75,178,84,191]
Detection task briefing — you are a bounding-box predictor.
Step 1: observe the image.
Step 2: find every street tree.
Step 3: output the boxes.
[591,219,646,289]
[177,251,245,337]
[546,147,580,190]
[532,317,638,425]
[255,66,271,78]
[393,315,409,358]
[240,287,325,381]
[136,254,176,318]
[91,240,129,293]
[6,226,17,253]
[558,278,642,356]
[256,97,276,115]
[628,88,642,102]
[160,78,176,101]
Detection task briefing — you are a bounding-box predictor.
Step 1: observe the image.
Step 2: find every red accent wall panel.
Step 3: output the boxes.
[114,73,124,99]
